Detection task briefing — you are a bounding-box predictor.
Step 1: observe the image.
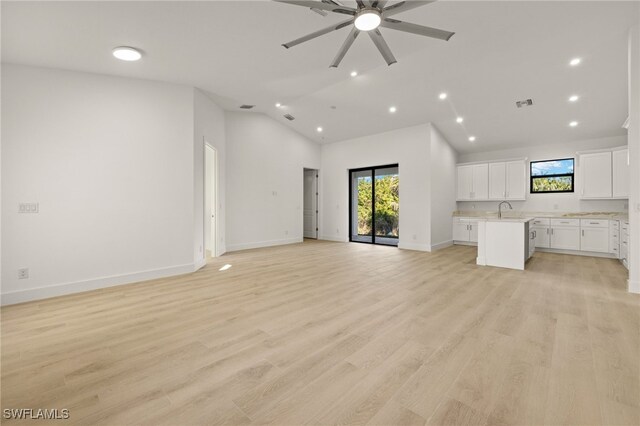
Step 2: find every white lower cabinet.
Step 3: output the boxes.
[549,219,580,250]
[452,218,479,243]
[532,218,550,248]
[580,219,609,253]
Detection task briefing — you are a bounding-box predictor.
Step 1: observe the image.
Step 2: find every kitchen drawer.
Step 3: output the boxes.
[533,218,551,226]
[580,219,609,228]
[551,218,580,227]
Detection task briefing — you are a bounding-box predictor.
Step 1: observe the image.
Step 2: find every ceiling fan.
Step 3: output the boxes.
[275,0,454,67]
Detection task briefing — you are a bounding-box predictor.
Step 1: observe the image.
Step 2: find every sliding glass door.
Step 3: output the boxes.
[349,164,399,246]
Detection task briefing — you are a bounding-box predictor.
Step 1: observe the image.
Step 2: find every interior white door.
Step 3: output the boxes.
[488,162,506,199]
[205,145,216,256]
[303,169,317,239]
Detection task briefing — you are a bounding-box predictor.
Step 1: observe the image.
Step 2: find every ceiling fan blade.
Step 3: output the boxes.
[283,19,354,48]
[330,27,360,68]
[371,1,389,8]
[368,29,397,66]
[381,18,454,41]
[274,0,356,15]
[382,1,435,17]
[356,0,366,8]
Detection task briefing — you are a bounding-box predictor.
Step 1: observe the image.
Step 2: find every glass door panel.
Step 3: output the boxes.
[374,166,399,246]
[349,164,399,246]
[351,170,373,243]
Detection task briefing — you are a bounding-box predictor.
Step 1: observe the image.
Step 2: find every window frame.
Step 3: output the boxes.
[529,158,575,194]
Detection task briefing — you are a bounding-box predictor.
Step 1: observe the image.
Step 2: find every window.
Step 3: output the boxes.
[530,158,574,193]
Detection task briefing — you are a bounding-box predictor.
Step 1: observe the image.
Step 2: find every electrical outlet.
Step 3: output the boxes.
[18,268,29,279]
[18,203,39,213]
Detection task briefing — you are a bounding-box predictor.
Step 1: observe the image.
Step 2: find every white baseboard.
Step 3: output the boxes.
[1,261,205,306]
[226,237,303,252]
[535,248,618,259]
[398,242,431,252]
[319,235,347,242]
[431,240,454,251]
[628,279,640,294]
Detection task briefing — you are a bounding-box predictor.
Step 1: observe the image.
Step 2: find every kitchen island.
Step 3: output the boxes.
[476,217,536,270]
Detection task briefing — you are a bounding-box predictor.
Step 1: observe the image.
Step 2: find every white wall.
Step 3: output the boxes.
[430,125,458,248]
[225,112,321,251]
[628,25,639,293]
[194,89,226,258]
[320,124,432,251]
[1,64,203,304]
[457,135,629,213]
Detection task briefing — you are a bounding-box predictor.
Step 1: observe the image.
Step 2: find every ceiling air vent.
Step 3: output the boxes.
[284,114,295,121]
[516,99,533,108]
[239,104,255,109]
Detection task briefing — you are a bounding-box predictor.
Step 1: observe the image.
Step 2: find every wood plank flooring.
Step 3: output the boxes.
[1,241,639,425]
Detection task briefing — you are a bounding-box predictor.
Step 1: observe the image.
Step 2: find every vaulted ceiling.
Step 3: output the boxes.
[2,1,638,152]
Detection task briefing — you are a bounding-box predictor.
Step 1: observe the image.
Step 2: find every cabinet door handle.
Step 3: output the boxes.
[582,230,585,236]
[546,228,549,235]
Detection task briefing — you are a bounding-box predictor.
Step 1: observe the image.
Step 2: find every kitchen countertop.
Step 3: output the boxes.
[453,211,629,221]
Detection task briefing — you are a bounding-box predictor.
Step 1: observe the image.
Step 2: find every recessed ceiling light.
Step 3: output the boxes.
[569,58,581,66]
[389,106,397,113]
[275,103,282,108]
[568,95,579,102]
[354,9,381,31]
[317,127,323,133]
[112,46,142,61]
[569,121,578,127]
[456,117,464,123]
[468,136,476,142]
[350,71,358,77]
[439,92,448,100]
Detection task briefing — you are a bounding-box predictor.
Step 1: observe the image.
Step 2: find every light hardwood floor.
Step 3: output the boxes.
[2,241,639,425]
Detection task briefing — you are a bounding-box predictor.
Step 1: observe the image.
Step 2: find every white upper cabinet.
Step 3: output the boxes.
[612,148,629,198]
[488,162,506,199]
[506,161,526,200]
[457,164,488,200]
[488,160,526,200]
[579,151,612,199]
[472,164,489,200]
[457,165,474,200]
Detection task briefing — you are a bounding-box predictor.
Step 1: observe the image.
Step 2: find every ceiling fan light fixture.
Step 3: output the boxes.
[354,8,382,31]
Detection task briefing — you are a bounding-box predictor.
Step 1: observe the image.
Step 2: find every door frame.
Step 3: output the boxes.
[204,141,218,258]
[348,163,399,246]
[303,168,319,239]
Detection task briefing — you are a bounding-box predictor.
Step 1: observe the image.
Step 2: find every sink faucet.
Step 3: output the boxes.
[498,201,513,219]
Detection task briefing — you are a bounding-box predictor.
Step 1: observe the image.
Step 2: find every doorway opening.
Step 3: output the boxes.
[204,143,217,260]
[303,168,319,239]
[349,164,399,246]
